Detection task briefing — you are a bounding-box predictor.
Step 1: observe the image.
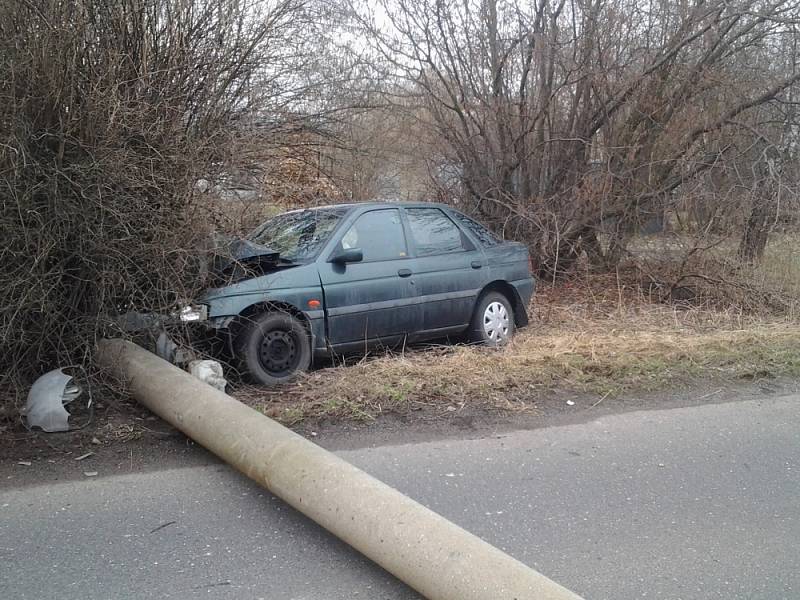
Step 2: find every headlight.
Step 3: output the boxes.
[178,304,208,322]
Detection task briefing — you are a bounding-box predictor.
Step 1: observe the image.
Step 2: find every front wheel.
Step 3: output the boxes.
[235,311,312,385]
[469,292,515,346]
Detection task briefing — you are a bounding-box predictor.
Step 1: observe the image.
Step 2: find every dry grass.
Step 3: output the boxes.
[237,273,800,424]
[753,234,800,298]
[628,232,800,314]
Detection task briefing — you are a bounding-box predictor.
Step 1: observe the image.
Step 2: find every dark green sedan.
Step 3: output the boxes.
[180,202,535,385]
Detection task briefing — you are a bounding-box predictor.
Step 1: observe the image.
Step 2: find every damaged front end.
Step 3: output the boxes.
[174,237,298,325]
[114,236,300,364]
[209,237,299,289]
[114,204,346,370]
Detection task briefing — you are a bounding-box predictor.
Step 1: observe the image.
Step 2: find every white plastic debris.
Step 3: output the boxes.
[21,368,82,432]
[188,360,227,392]
[566,400,575,406]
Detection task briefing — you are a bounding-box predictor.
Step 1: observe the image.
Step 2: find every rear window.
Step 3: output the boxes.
[451,211,502,247]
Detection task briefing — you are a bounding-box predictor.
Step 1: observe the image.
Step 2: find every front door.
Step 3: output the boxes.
[318,208,420,349]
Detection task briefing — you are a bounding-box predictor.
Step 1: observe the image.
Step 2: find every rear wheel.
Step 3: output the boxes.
[235,311,312,385]
[469,292,515,346]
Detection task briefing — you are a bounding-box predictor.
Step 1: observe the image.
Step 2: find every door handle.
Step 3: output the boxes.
[471,260,482,269]
[397,268,413,278]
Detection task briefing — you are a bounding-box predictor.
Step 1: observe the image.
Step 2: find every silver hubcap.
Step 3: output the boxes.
[483,301,510,342]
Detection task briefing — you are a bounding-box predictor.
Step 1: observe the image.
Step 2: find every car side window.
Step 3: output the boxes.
[340,209,408,261]
[450,211,502,247]
[405,208,471,256]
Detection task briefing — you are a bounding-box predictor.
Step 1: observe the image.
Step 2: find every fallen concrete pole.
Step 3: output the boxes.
[98,339,585,600]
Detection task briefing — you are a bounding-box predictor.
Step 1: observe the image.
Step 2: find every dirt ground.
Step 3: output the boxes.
[4,270,800,487]
[2,373,797,489]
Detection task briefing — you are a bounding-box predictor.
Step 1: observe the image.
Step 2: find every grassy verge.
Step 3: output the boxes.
[237,275,800,424]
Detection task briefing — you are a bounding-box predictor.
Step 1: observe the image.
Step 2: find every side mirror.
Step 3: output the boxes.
[330,247,363,264]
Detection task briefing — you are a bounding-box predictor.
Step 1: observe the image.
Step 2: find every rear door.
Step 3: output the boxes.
[403,207,489,334]
[318,208,420,348]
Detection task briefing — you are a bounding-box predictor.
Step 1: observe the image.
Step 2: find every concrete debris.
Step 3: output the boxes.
[188,360,227,392]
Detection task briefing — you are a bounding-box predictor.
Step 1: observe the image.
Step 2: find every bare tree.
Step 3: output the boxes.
[348,0,800,274]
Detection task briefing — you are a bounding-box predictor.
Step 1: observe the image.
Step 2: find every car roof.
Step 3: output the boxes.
[285,200,455,214]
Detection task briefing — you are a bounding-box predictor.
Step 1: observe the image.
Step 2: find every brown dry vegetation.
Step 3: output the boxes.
[238,268,800,426]
[0,0,344,408]
[3,0,800,436]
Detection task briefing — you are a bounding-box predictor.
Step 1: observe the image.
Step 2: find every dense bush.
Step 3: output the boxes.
[0,0,303,400]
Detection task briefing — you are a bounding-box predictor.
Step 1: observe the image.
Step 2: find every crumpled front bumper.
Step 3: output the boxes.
[109,309,230,366]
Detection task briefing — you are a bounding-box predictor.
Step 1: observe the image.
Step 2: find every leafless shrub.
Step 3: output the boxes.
[346,0,800,281]
[0,0,316,404]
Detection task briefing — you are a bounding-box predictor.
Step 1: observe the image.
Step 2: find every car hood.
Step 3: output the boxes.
[212,237,280,273]
[200,261,321,317]
[228,238,280,262]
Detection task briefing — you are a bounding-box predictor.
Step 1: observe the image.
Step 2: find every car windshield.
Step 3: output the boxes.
[248,207,349,262]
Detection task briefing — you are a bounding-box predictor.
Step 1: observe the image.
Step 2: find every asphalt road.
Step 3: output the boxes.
[2,395,798,600]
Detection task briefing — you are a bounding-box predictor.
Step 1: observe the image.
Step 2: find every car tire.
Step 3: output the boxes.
[235,311,312,385]
[469,291,515,347]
